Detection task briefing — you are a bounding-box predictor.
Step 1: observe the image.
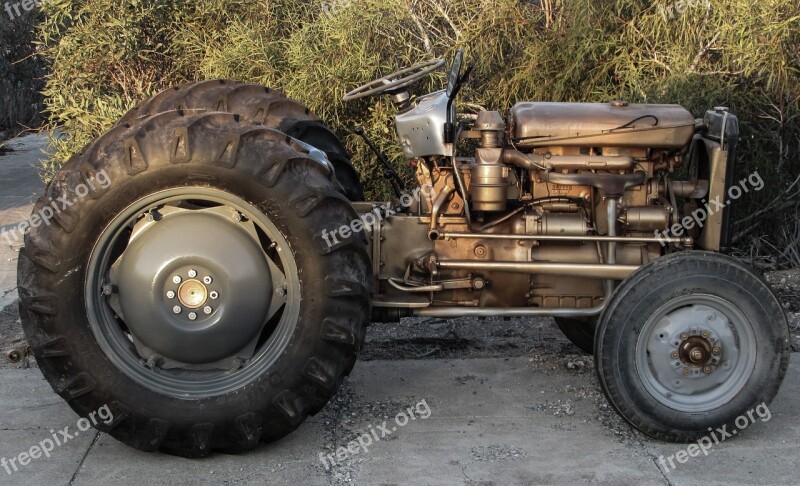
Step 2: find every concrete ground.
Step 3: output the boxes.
[0,133,797,485]
[0,133,45,311]
[0,356,795,485]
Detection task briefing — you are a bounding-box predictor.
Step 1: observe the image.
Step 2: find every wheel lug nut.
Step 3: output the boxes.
[166,290,176,299]
[173,276,182,284]
[188,269,197,278]
[701,330,710,338]
[172,306,182,314]
[680,333,689,340]
[209,291,219,300]
[671,352,679,359]
[712,347,721,355]
[203,276,213,285]
[682,368,690,375]
[188,312,197,321]
[203,306,213,315]
[703,366,712,374]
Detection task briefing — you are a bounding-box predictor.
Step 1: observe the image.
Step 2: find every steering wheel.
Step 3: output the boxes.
[342,58,446,102]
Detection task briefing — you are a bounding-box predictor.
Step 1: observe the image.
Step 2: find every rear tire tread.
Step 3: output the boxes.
[19,109,371,457]
[116,80,363,200]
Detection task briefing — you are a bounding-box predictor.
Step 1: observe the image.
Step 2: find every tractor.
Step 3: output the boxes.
[18,50,789,456]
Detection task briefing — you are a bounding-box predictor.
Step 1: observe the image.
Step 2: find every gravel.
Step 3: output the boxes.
[764,269,800,351]
[0,302,33,370]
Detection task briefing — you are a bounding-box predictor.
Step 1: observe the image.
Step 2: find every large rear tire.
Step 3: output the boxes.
[119,79,364,201]
[595,251,789,442]
[18,110,371,456]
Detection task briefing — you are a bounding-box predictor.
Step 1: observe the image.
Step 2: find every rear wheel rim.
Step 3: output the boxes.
[86,187,301,399]
[635,294,756,412]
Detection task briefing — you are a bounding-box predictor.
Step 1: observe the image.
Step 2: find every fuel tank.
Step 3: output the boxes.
[509,101,695,149]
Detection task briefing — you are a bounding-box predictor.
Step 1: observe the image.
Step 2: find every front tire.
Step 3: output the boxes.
[595,251,789,442]
[18,110,371,456]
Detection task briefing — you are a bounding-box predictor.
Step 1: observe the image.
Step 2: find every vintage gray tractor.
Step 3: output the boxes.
[18,50,789,456]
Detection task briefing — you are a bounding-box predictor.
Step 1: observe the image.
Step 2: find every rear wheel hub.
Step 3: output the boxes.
[112,205,273,364]
[86,188,299,398]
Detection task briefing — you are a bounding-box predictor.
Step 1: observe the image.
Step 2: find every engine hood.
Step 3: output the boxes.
[509,101,696,149]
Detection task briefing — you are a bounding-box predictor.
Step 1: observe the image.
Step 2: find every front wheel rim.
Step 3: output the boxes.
[86,187,301,399]
[635,294,756,412]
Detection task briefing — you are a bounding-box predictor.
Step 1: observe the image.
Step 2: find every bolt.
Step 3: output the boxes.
[701,330,710,338]
[682,368,690,375]
[188,312,197,321]
[712,347,721,355]
[145,355,161,369]
[671,351,679,359]
[166,290,176,299]
[680,332,689,340]
[172,306,182,314]
[690,348,704,362]
[203,276,213,285]
[173,276,182,284]
[703,366,713,374]
[203,306,213,315]
[188,269,197,278]
[210,291,219,300]
[276,286,287,297]
[232,212,242,222]
[102,284,114,296]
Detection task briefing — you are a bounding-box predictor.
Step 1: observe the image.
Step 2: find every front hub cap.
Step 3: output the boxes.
[636,295,756,412]
[111,205,272,364]
[678,335,714,367]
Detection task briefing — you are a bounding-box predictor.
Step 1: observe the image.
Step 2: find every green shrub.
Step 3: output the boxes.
[38,0,800,265]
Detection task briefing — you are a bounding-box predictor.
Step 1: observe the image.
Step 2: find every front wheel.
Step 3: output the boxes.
[18,110,371,456]
[595,251,789,442]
